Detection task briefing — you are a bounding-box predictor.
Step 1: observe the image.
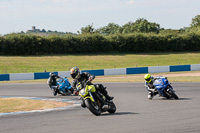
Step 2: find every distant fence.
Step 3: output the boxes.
[0,64,200,81]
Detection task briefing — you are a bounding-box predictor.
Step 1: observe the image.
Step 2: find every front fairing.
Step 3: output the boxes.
[78,85,96,103]
[153,78,169,96]
[57,78,72,93]
[79,85,96,97]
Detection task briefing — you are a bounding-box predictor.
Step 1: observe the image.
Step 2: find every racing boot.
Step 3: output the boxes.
[105,94,114,101]
[96,84,114,101]
[51,86,58,96]
[148,92,154,100]
[53,91,57,96]
[101,87,114,101]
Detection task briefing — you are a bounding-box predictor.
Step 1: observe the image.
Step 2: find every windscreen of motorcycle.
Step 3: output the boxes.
[154,79,163,85]
[153,79,164,90]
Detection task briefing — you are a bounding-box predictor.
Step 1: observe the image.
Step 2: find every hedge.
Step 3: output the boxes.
[0,33,200,55]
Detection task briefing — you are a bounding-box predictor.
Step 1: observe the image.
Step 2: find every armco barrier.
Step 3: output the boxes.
[170,65,191,72]
[0,64,200,81]
[127,67,148,74]
[0,74,9,81]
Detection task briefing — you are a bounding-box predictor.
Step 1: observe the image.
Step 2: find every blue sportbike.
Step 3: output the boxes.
[56,77,73,95]
[153,76,179,99]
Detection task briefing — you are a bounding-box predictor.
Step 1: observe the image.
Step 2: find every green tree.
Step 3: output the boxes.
[122,18,160,34]
[80,24,95,34]
[96,23,121,35]
[191,15,200,27]
[186,15,200,33]
[122,22,135,34]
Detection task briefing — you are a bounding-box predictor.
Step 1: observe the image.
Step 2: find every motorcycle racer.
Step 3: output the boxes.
[47,72,61,96]
[70,66,114,105]
[144,74,159,99]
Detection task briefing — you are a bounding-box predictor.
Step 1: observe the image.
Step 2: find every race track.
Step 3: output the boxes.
[0,82,200,133]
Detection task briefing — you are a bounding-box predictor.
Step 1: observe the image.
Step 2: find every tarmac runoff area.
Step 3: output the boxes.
[0,96,80,116]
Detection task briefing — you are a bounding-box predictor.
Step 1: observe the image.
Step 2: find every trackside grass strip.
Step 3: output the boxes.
[1,52,200,74]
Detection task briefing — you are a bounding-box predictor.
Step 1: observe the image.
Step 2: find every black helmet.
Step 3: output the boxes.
[49,72,56,77]
[70,66,80,79]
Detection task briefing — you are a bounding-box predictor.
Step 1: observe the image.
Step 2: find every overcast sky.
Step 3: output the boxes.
[0,0,200,35]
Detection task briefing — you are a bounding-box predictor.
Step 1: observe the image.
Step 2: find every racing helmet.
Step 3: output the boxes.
[49,72,56,77]
[144,74,152,83]
[70,66,80,79]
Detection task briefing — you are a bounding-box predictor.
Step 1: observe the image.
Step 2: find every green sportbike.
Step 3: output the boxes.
[75,83,116,116]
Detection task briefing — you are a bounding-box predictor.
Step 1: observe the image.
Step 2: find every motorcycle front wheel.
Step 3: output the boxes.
[85,98,101,116]
[168,89,179,99]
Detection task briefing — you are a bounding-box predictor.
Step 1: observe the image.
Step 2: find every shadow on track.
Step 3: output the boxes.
[101,112,139,116]
[177,98,191,100]
[153,97,191,100]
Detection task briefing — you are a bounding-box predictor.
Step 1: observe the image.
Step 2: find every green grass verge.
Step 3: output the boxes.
[0,52,200,74]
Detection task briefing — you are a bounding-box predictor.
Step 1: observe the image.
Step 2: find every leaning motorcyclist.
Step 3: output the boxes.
[144,74,159,99]
[70,66,113,106]
[47,72,61,96]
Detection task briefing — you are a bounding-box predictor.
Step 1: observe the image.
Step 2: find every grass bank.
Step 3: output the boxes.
[0,98,71,113]
[0,52,200,74]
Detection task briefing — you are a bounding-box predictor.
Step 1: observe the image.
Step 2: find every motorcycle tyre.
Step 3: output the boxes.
[168,89,179,100]
[107,102,116,114]
[85,98,101,116]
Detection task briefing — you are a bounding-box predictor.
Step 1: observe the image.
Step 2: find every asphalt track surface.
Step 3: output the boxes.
[0,82,200,133]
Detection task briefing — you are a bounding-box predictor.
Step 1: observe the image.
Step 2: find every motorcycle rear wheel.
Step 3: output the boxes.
[85,99,101,116]
[107,102,116,114]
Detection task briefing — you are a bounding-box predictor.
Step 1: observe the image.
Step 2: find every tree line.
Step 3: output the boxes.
[0,15,200,55]
[80,15,200,35]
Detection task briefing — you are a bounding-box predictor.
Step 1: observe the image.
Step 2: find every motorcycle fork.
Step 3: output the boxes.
[165,88,173,98]
[88,92,102,108]
[89,91,96,103]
